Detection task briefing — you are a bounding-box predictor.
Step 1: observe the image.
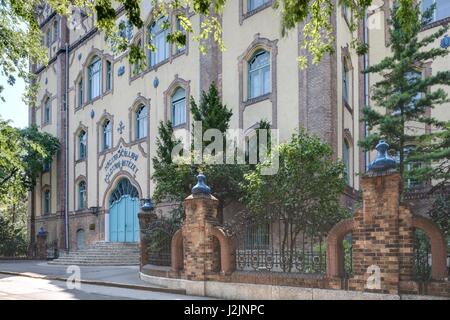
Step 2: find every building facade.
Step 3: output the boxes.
[29,0,450,251]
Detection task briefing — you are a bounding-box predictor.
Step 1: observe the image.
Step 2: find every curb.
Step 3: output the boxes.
[0,270,187,295]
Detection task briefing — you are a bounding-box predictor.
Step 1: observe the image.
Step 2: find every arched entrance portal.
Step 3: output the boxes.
[109,178,140,242]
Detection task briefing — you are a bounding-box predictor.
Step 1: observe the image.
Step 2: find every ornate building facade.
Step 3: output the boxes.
[29,0,450,251]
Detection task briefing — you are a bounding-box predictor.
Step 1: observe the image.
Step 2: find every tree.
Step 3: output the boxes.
[241,129,348,271]
[359,3,450,183]
[152,83,251,221]
[0,0,420,103]
[0,118,60,202]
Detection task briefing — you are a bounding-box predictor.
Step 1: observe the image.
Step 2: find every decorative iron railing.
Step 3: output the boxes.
[144,219,179,267]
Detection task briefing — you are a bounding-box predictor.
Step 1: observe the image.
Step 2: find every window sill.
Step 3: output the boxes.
[243,93,271,107]
[133,137,147,144]
[343,99,353,114]
[242,1,274,23]
[41,121,52,128]
[172,123,187,130]
[421,16,450,31]
[98,148,111,156]
[75,158,86,164]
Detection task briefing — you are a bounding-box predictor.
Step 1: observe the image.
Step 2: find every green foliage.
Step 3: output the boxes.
[0,118,59,203]
[1,0,420,104]
[0,206,28,257]
[152,83,250,221]
[428,195,450,240]
[359,3,450,182]
[241,129,349,240]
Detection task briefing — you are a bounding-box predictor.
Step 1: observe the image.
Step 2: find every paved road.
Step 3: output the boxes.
[0,260,150,287]
[0,274,204,300]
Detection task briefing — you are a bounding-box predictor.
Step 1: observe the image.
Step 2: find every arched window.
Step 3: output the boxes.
[171,87,186,127]
[43,189,51,215]
[248,0,270,12]
[136,105,148,139]
[78,130,87,160]
[78,78,83,108]
[248,50,270,99]
[343,140,350,185]
[88,56,102,100]
[148,17,169,67]
[103,120,112,150]
[78,181,87,210]
[43,97,51,124]
[106,60,112,91]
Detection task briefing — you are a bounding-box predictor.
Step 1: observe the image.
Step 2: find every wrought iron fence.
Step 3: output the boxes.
[232,220,327,274]
[46,240,59,260]
[144,219,178,267]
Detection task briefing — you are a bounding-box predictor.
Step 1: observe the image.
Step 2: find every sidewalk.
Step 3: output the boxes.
[0,260,185,295]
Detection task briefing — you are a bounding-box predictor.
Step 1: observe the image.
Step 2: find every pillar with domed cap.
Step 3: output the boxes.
[180,173,234,281]
[348,140,415,294]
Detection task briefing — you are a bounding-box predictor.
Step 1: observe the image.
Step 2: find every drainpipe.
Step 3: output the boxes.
[363,11,369,172]
[64,42,70,252]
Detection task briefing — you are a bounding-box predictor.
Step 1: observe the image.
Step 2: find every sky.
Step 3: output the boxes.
[0,74,28,128]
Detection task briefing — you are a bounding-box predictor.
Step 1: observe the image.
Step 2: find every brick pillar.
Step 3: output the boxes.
[138,211,157,269]
[182,193,220,280]
[36,231,48,260]
[349,172,413,294]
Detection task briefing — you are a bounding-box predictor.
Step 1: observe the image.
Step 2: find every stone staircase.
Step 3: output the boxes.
[48,242,140,266]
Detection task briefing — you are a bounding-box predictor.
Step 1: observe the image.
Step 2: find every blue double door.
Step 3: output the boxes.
[109,195,139,242]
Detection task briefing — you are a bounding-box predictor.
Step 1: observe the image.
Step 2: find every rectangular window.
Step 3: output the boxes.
[248,0,270,12]
[172,99,186,127]
[343,62,349,104]
[53,21,59,42]
[78,79,83,108]
[422,0,450,23]
[46,29,51,47]
[175,17,186,54]
[43,191,51,215]
[89,59,101,100]
[106,61,112,91]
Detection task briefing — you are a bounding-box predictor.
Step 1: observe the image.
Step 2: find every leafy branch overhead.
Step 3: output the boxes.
[0,0,418,103]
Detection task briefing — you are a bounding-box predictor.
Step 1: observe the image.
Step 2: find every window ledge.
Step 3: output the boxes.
[421,16,450,32]
[133,137,147,144]
[75,158,86,164]
[343,99,353,114]
[243,93,271,107]
[98,148,111,156]
[242,1,274,22]
[172,123,188,130]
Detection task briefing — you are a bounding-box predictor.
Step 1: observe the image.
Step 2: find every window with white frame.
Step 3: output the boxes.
[148,17,170,67]
[43,97,51,124]
[78,181,87,210]
[103,120,112,150]
[136,105,148,139]
[43,190,51,215]
[248,50,271,99]
[248,0,271,12]
[88,57,101,100]
[171,87,186,127]
[78,130,87,160]
[422,0,450,23]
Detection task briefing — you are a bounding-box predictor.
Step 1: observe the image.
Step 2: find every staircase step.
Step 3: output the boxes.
[50,241,140,266]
